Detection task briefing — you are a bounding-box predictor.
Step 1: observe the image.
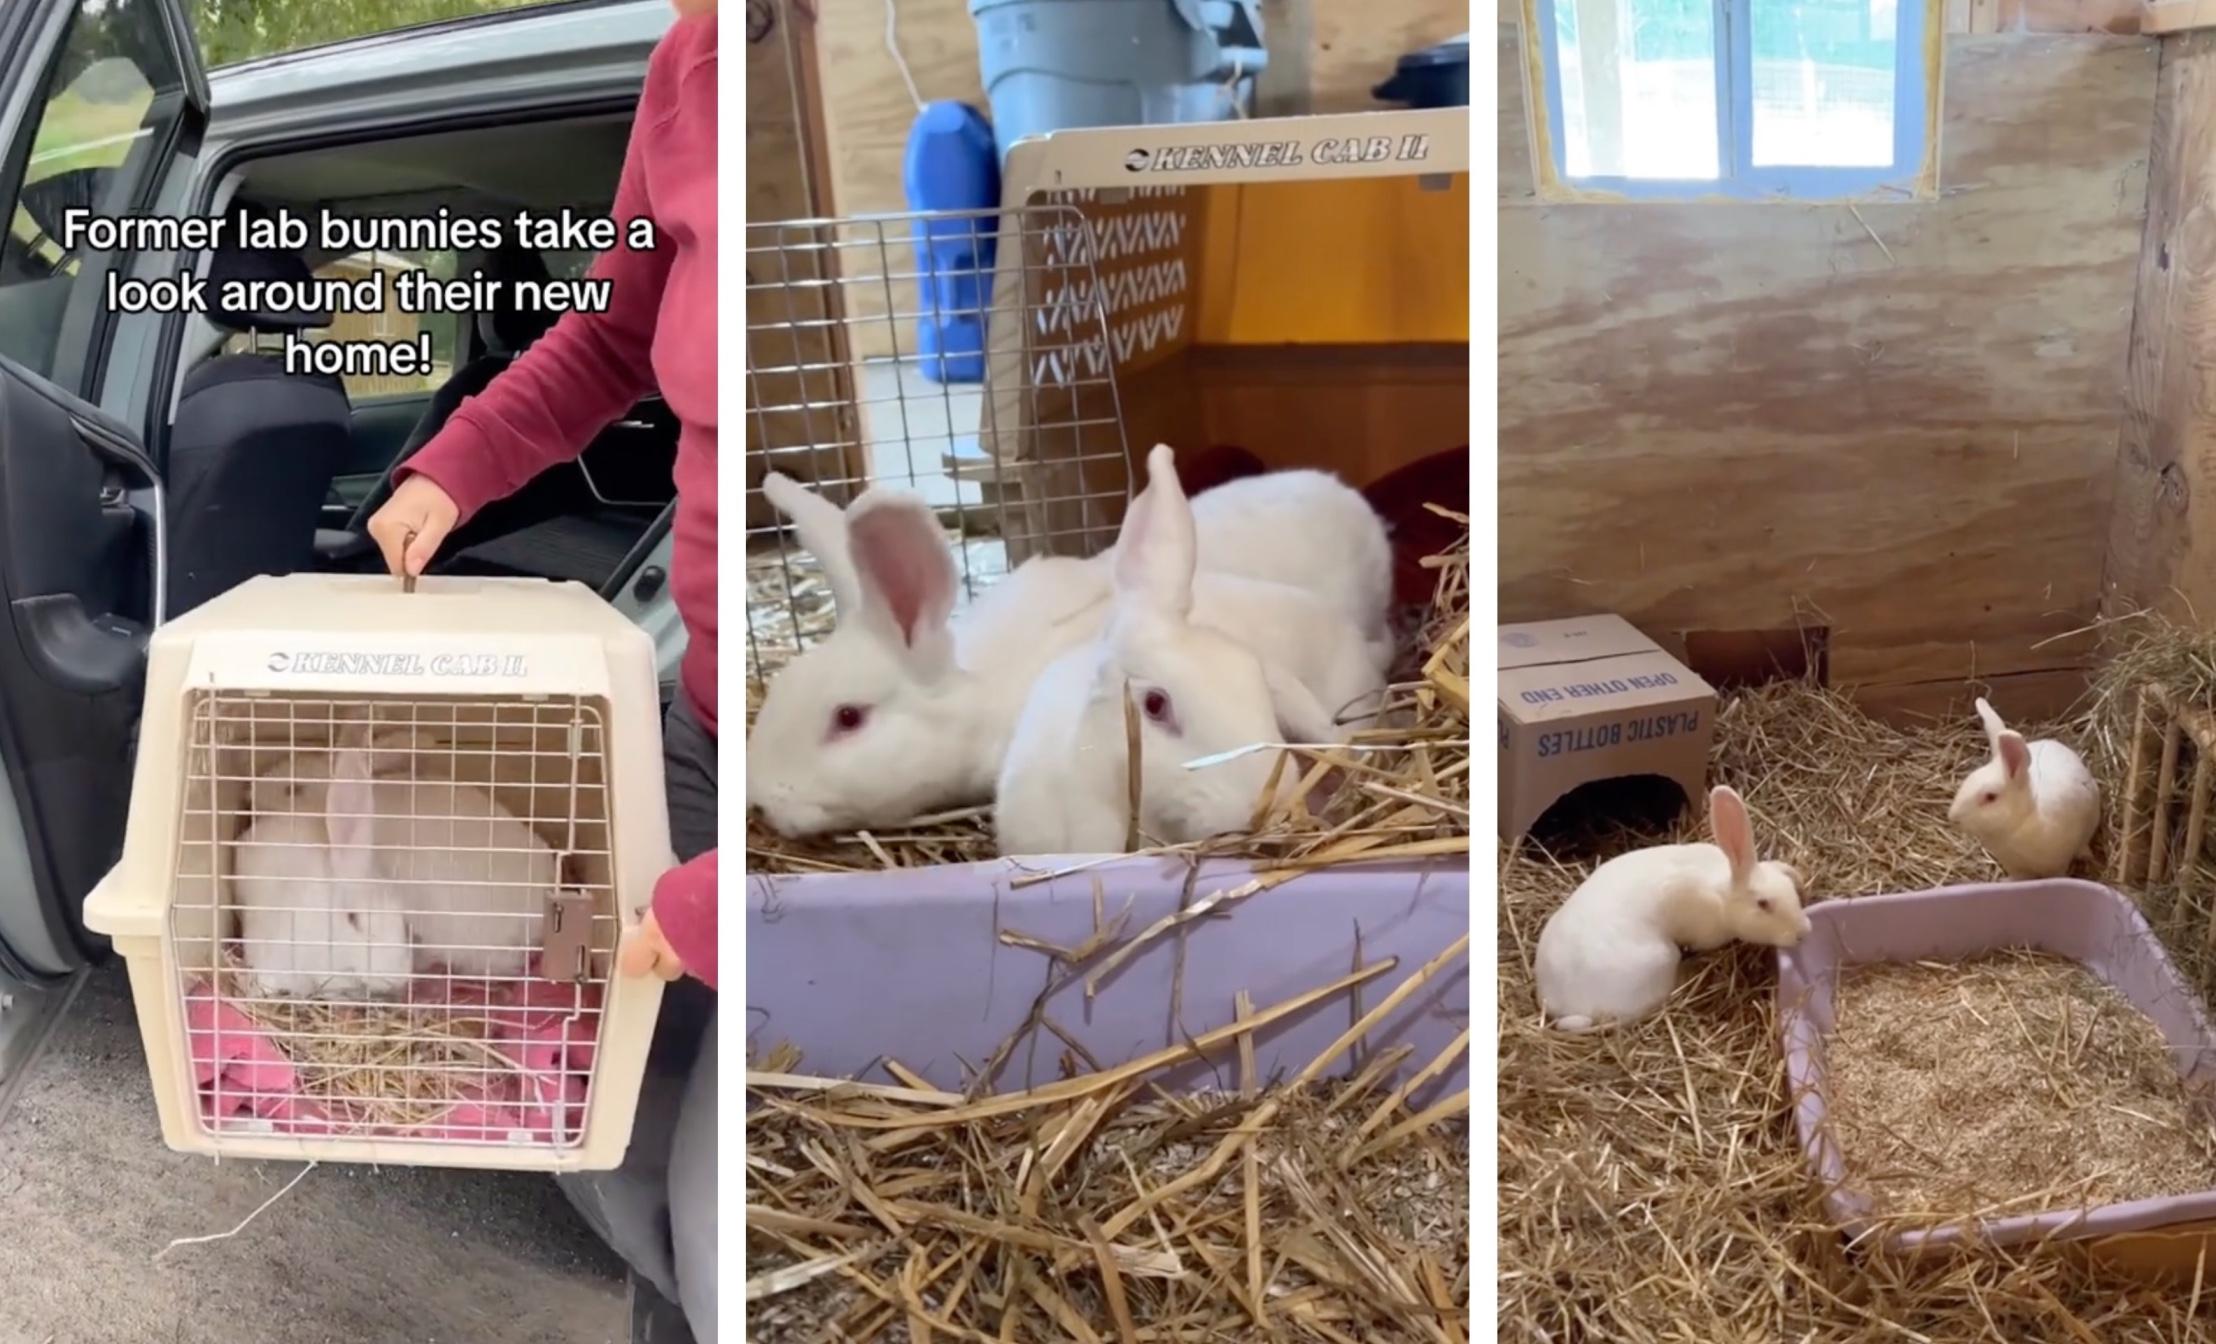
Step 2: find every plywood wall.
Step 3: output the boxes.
[1192,176,1470,345]
[744,1,860,529]
[1500,31,2159,721]
[2111,31,2216,629]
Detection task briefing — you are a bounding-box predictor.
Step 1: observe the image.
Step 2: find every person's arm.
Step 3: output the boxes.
[396,140,672,524]
[627,850,717,990]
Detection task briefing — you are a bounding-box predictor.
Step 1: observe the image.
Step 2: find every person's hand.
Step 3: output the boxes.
[622,909,685,981]
[367,475,460,579]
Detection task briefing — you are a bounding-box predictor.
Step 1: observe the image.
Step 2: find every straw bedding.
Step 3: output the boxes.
[1827,952,2216,1218]
[747,941,1472,1342]
[226,985,519,1130]
[1501,658,2216,1342]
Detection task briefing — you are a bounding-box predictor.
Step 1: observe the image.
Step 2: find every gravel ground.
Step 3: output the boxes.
[0,965,626,1344]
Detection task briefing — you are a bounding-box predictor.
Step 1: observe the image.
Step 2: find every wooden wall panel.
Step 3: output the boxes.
[2110,32,2216,630]
[1500,32,2158,718]
[745,2,860,529]
[1189,345,1468,489]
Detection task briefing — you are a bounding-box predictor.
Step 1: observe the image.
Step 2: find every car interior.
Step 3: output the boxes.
[161,110,678,617]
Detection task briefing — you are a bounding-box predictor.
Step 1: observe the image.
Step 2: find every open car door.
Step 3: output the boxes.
[0,0,206,1035]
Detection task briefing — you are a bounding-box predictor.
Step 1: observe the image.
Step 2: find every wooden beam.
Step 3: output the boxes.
[2146,0,2216,33]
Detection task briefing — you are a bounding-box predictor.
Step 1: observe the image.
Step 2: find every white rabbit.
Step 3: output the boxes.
[1948,696,2100,880]
[243,725,438,818]
[247,749,331,819]
[230,756,413,1001]
[746,458,1397,839]
[1534,785,1811,1032]
[993,445,1387,856]
[324,744,557,981]
[744,473,1114,837]
[1180,457,1396,652]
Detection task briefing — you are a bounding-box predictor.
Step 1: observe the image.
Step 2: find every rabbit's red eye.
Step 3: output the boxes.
[1982,791,1998,804]
[1756,898,1772,912]
[830,704,867,735]
[1142,689,1171,721]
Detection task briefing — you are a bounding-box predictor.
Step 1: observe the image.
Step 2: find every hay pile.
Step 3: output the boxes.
[1828,951,2216,1217]
[747,941,1470,1341]
[1501,677,2216,1342]
[223,975,527,1134]
[747,508,1471,877]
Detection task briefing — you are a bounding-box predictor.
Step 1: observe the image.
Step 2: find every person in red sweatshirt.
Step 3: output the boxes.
[365,5,718,1342]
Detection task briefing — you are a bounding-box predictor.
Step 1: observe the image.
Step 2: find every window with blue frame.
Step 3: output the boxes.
[1532,0,1936,200]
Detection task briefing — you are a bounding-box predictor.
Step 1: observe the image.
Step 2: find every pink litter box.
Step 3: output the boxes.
[1777,878,2216,1270]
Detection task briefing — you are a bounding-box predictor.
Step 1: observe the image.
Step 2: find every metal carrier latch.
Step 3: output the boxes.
[541,881,594,984]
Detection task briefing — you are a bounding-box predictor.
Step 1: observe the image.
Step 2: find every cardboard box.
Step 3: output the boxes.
[1498,615,1716,839]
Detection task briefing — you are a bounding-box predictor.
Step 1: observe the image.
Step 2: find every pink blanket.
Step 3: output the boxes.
[185,961,603,1146]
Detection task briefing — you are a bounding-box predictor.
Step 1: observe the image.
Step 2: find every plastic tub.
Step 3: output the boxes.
[745,855,1467,1100]
[968,0,1266,162]
[1777,879,2216,1270]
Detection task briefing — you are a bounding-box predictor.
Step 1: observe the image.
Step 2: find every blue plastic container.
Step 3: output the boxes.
[968,0,1267,162]
[903,102,1001,384]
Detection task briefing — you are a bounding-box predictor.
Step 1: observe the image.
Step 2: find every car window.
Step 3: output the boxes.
[544,249,596,279]
[0,0,190,394]
[187,0,607,68]
[223,248,460,401]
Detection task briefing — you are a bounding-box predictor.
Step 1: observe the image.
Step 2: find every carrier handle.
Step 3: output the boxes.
[400,529,418,594]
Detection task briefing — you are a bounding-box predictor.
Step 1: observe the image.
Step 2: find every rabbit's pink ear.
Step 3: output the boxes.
[846,490,956,677]
[762,472,862,615]
[324,750,379,879]
[1709,785,1756,881]
[1113,445,1194,619]
[1997,730,2031,781]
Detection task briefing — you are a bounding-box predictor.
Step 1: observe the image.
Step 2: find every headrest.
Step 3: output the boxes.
[466,241,557,356]
[205,244,328,332]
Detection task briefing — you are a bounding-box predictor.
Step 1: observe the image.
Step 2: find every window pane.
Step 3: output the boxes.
[1552,0,1720,181]
[0,0,186,389]
[185,0,602,69]
[291,249,459,401]
[1751,0,1899,168]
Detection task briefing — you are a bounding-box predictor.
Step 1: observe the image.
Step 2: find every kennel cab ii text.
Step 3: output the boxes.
[264,651,530,677]
[1128,135,1432,173]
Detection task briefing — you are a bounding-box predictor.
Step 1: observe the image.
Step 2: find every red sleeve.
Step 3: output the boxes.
[397,36,680,522]
[652,849,717,990]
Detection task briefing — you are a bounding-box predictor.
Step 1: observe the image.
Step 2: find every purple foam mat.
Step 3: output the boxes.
[745,855,1469,1103]
[1777,879,2216,1250]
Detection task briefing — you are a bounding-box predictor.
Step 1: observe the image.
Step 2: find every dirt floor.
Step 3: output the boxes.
[0,966,626,1344]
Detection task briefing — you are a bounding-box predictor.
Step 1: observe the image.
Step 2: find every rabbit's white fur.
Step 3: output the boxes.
[231,755,413,1001]
[746,455,1395,838]
[1534,786,1811,1031]
[1176,463,1396,654]
[1948,696,2099,880]
[325,744,557,981]
[993,446,1386,856]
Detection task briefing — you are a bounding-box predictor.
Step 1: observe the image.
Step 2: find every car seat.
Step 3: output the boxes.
[164,243,352,617]
[339,239,560,537]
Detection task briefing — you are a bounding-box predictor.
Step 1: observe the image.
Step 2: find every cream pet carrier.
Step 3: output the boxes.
[84,573,670,1171]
